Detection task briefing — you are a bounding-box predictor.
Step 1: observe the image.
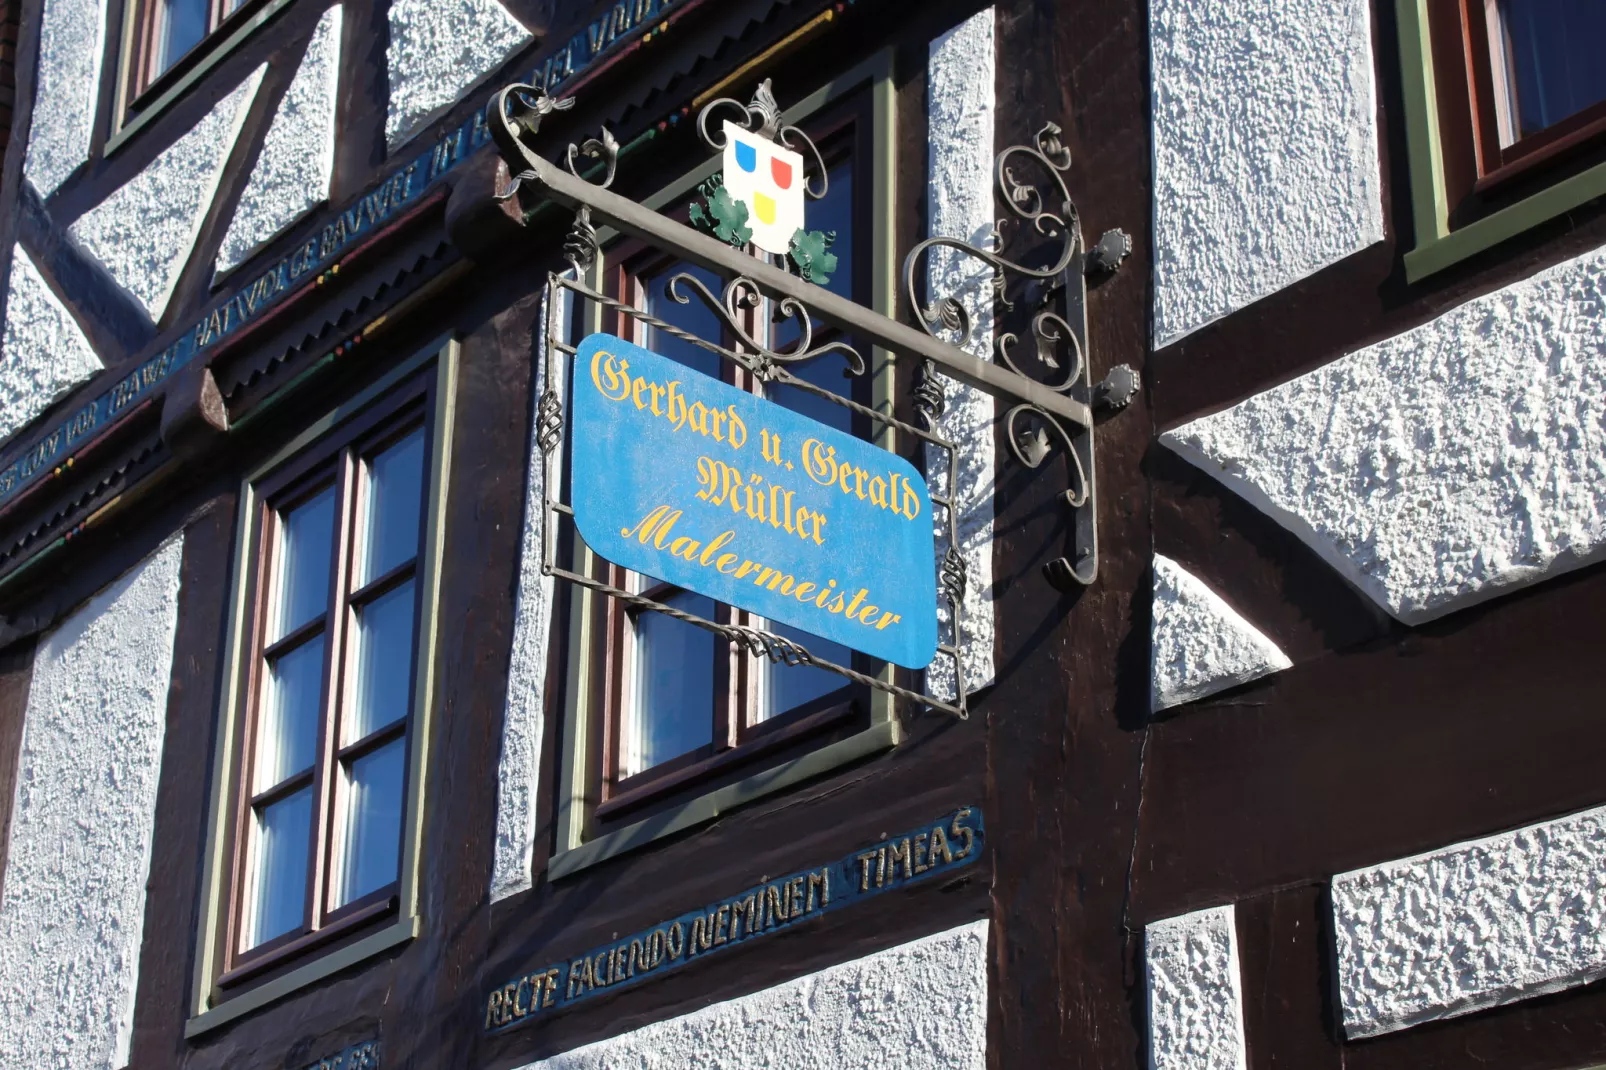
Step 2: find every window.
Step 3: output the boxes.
[233,418,422,971]
[592,239,867,821]
[1474,1,1606,172]
[127,0,264,103]
[1397,0,1606,278]
[109,0,295,151]
[550,56,899,877]
[188,341,455,1035]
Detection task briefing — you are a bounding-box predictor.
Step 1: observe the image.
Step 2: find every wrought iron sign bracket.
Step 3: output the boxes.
[903,121,1138,590]
[487,84,1139,723]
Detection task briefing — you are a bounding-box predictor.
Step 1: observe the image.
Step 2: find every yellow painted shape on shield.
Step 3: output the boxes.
[753,191,777,224]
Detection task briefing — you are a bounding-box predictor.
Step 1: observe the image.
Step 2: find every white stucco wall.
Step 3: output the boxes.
[71,70,265,319]
[1150,554,1289,713]
[22,0,106,196]
[0,537,184,1068]
[514,920,989,1069]
[216,5,342,276]
[1145,906,1248,1070]
[491,288,563,903]
[384,0,530,148]
[0,244,101,443]
[1333,803,1606,1038]
[1149,0,1384,347]
[924,8,996,701]
[1162,242,1606,625]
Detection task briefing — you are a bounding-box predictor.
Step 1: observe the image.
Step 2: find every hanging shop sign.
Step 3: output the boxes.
[482,807,983,1034]
[571,332,938,668]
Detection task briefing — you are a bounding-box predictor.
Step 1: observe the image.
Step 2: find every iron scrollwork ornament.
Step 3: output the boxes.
[490,82,619,272]
[663,272,864,382]
[903,121,1140,590]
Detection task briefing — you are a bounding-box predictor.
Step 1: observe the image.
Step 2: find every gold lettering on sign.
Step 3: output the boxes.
[615,504,903,636]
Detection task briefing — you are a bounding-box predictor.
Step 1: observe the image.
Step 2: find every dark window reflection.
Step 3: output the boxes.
[1496,0,1606,141]
[644,263,724,381]
[629,590,717,772]
[772,162,855,433]
[764,620,849,720]
[156,0,210,76]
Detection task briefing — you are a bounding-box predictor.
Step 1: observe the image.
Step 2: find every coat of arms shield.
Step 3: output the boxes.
[721,120,806,255]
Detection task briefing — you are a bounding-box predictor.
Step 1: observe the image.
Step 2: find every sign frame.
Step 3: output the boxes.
[536,270,973,718]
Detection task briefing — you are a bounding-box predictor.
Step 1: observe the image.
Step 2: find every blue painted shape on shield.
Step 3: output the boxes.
[734,138,757,172]
[570,332,938,669]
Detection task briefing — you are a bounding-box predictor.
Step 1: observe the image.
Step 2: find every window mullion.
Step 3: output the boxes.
[308,449,358,931]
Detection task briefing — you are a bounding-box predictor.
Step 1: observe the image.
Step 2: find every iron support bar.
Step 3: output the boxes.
[513,154,1094,430]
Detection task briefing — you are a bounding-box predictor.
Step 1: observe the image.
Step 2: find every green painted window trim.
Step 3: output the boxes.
[1396,0,1606,282]
[185,337,458,1037]
[549,50,901,881]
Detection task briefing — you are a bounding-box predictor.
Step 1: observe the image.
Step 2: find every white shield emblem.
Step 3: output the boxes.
[722,120,806,255]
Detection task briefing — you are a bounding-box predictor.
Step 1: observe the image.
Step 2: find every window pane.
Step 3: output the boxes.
[256,636,324,791]
[272,488,335,641]
[627,591,716,774]
[768,350,856,434]
[771,162,855,432]
[762,621,850,721]
[244,787,312,950]
[358,429,426,586]
[334,737,406,908]
[644,263,724,381]
[154,0,210,77]
[346,580,415,745]
[1497,0,1606,140]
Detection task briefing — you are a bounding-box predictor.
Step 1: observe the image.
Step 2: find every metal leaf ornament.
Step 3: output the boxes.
[689,175,753,247]
[788,228,838,286]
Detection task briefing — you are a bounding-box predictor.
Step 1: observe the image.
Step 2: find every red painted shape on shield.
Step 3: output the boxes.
[770,158,794,189]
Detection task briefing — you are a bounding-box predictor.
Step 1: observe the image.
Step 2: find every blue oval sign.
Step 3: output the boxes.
[570,332,938,669]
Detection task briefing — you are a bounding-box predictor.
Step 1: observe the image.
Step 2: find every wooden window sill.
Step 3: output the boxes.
[596,700,857,821]
[187,916,418,1039]
[218,894,397,989]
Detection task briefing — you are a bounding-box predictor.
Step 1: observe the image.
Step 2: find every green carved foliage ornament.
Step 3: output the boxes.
[689,175,752,247]
[787,228,838,286]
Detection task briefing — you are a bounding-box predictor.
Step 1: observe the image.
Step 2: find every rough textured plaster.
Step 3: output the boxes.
[924,9,995,700]
[1149,0,1384,347]
[1145,906,1248,1070]
[516,920,989,1069]
[1162,244,1606,624]
[71,71,265,319]
[22,0,106,195]
[385,0,530,149]
[0,538,184,1068]
[1333,804,1606,1038]
[491,290,560,903]
[1150,555,1290,712]
[0,244,101,443]
[215,6,342,276]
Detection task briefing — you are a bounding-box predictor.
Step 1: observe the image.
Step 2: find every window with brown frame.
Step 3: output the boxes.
[124,0,271,112]
[218,371,435,991]
[1426,0,1606,225]
[579,96,883,828]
